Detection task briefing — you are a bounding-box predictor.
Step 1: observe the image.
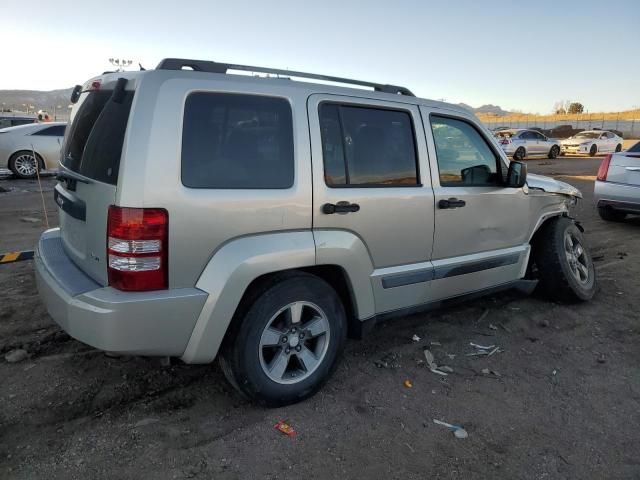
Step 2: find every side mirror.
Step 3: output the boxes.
[506,161,527,188]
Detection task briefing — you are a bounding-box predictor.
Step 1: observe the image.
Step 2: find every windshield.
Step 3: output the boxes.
[572,132,600,139]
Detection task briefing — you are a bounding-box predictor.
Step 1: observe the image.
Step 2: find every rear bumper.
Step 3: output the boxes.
[35,228,208,356]
[594,180,640,213]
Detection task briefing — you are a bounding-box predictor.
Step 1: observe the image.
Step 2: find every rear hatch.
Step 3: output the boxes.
[607,142,640,186]
[56,76,135,285]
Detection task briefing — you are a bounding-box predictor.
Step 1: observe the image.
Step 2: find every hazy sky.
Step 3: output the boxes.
[3,0,639,112]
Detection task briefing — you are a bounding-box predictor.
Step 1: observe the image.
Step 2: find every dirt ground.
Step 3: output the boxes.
[1,152,639,480]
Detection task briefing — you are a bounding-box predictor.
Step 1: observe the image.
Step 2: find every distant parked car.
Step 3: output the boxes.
[495,129,561,160]
[594,141,640,221]
[560,130,623,157]
[0,116,36,129]
[0,122,66,178]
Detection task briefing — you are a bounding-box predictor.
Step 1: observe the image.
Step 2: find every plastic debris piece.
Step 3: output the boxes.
[476,309,489,323]
[430,368,448,376]
[423,349,436,369]
[404,379,413,388]
[487,347,500,357]
[274,420,296,437]
[481,368,490,375]
[430,341,442,346]
[433,419,468,439]
[470,342,495,350]
[489,324,498,330]
[412,334,421,342]
[447,354,456,360]
[439,366,454,373]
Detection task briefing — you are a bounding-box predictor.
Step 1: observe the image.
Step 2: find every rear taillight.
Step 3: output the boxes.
[499,138,511,145]
[597,154,612,181]
[107,206,168,291]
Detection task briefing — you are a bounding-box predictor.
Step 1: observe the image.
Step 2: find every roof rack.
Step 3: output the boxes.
[156,58,415,96]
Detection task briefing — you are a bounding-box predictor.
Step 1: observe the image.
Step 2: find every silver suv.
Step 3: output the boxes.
[35,59,597,406]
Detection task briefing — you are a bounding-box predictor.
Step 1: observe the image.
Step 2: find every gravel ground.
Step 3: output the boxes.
[0,154,639,479]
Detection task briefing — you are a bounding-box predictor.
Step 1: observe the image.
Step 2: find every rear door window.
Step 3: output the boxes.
[62,84,134,185]
[181,93,294,189]
[318,103,419,186]
[33,125,66,136]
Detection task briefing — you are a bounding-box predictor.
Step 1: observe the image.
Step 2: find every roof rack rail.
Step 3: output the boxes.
[155,58,415,96]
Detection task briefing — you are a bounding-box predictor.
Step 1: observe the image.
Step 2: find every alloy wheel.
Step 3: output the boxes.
[13,153,38,177]
[564,233,590,284]
[259,301,331,384]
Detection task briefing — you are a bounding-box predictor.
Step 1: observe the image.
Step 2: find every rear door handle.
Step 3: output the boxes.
[438,198,466,209]
[322,202,360,214]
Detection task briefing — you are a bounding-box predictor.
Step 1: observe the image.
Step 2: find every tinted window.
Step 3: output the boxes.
[520,131,535,140]
[431,115,500,186]
[628,142,640,153]
[181,93,294,189]
[62,88,134,185]
[534,132,546,140]
[33,125,66,136]
[319,104,418,186]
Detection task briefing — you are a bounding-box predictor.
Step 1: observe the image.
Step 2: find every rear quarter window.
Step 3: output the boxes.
[181,92,294,189]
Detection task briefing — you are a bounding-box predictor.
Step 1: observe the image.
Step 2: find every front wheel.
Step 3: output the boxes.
[513,147,526,161]
[533,217,596,302]
[615,144,622,153]
[589,144,598,157]
[219,272,347,407]
[548,145,560,159]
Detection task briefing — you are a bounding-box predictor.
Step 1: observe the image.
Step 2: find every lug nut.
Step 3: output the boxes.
[299,332,305,339]
[285,348,290,354]
[291,327,297,333]
[295,345,302,352]
[282,336,288,343]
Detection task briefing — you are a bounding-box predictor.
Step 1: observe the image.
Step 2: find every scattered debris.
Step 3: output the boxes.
[274,420,296,437]
[538,319,550,328]
[4,349,28,363]
[617,251,628,260]
[488,324,498,331]
[499,323,512,333]
[430,341,442,346]
[134,418,160,428]
[423,349,436,369]
[487,346,500,357]
[433,419,468,439]
[439,366,454,373]
[481,368,501,377]
[476,309,490,323]
[597,354,606,364]
[404,379,413,388]
[375,352,400,369]
[412,334,421,342]
[470,342,495,350]
[20,217,40,223]
[404,442,415,453]
[552,369,557,376]
[446,354,456,360]
[481,368,490,375]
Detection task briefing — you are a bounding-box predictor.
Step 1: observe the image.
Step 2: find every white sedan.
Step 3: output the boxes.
[0,122,66,178]
[560,130,623,157]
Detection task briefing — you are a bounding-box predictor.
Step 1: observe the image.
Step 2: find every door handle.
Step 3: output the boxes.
[438,198,466,209]
[322,202,360,214]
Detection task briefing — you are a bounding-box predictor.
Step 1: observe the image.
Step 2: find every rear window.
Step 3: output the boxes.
[181,92,294,189]
[62,85,134,185]
[628,142,640,153]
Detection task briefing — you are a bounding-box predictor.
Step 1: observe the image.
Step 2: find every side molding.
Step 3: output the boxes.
[180,231,316,364]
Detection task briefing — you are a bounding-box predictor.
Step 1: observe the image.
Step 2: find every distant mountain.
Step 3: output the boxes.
[0,88,73,112]
[458,103,510,116]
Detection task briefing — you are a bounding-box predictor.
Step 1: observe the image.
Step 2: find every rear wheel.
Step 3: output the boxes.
[615,144,622,153]
[548,145,560,159]
[219,272,347,407]
[533,217,596,302]
[9,150,41,179]
[598,207,626,222]
[514,147,526,161]
[589,144,598,157]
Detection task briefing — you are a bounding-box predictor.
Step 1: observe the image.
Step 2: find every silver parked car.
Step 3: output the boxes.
[495,129,561,160]
[560,130,624,157]
[0,122,66,178]
[35,59,596,406]
[594,141,640,221]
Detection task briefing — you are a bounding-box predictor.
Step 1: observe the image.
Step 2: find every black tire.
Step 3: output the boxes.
[598,207,626,222]
[533,217,596,302]
[8,150,41,179]
[615,144,622,153]
[514,147,526,161]
[219,272,347,407]
[548,145,560,159]
[589,144,597,157]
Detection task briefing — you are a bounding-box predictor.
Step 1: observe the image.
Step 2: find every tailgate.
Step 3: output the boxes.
[56,78,134,285]
[608,144,640,187]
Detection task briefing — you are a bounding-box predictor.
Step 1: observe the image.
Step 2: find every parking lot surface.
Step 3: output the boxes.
[1,155,639,479]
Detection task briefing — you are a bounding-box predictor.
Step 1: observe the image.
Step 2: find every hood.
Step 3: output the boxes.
[527,173,582,198]
[560,137,592,145]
